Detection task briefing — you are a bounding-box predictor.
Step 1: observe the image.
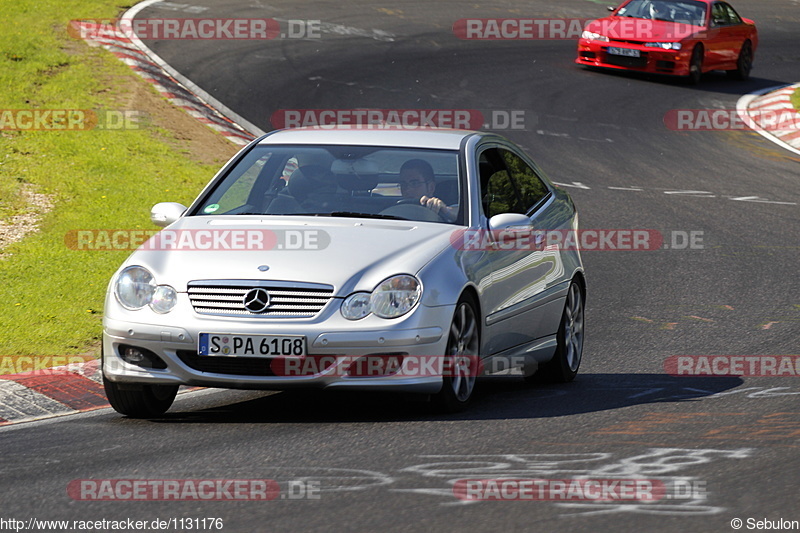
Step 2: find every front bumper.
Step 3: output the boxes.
[102,303,455,395]
[576,39,691,76]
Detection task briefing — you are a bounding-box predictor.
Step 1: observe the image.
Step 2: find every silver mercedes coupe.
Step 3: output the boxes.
[102,128,586,417]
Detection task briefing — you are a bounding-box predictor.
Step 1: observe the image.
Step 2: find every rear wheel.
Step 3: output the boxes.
[527,281,584,383]
[687,45,703,85]
[727,40,753,80]
[103,374,178,418]
[432,295,480,413]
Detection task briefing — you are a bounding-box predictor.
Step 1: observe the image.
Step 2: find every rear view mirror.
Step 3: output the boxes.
[331,159,380,175]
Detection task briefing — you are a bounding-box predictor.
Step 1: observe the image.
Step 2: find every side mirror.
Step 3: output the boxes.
[607,6,616,12]
[488,213,539,249]
[488,213,533,232]
[151,202,187,227]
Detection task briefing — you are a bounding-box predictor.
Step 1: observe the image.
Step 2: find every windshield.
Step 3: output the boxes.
[617,0,706,25]
[191,144,463,225]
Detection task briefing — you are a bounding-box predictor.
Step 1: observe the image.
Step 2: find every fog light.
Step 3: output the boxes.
[118,344,168,369]
[124,347,145,364]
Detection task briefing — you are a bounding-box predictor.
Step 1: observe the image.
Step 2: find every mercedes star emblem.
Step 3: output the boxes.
[243,288,271,313]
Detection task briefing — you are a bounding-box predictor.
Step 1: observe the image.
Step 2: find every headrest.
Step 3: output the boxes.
[288,164,336,200]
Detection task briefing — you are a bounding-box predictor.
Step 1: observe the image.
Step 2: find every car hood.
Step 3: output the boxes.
[120,216,459,296]
[587,16,705,41]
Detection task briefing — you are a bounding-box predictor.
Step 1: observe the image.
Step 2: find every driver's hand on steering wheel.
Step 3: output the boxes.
[420,195,456,222]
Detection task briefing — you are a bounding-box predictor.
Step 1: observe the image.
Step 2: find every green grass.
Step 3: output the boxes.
[791,86,800,114]
[0,1,227,355]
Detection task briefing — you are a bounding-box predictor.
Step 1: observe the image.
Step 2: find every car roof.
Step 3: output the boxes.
[643,0,714,4]
[257,127,481,151]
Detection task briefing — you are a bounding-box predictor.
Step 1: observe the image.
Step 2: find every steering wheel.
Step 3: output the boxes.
[379,200,445,222]
[395,198,424,205]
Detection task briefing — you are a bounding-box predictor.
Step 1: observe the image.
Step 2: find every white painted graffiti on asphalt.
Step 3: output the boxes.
[511,386,800,402]
[552,182,797,206]
[246,449,754,516]
[391,448,753,515]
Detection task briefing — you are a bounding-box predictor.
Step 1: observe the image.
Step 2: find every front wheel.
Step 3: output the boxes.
[687,46,703,85]
[527,281,584,383]
[103,375,178,418]
[727,41,753,80]
[432,295,481,413]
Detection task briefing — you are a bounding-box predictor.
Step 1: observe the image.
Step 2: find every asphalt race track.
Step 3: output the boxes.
[2,1,799,531]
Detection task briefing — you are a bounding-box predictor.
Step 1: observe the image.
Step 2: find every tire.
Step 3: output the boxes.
[527,281,584,383]
[687,45,703,85]
[727,40,753,80]
[103,374,178,418]
[432,295,481,413]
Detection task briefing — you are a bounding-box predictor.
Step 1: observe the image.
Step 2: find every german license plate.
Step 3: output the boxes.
[607,47,640,57]
[199,333,306,357]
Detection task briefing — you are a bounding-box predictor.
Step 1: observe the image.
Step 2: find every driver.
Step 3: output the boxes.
[649,0,673,20]
[398,159,457,222]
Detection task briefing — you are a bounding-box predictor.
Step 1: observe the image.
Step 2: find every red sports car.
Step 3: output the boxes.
[575,0,757,83]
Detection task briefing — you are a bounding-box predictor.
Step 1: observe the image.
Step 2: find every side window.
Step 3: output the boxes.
[723,3,742,24]
[499,149,549,213]
[479,149,522,218]
[711,3,730,26]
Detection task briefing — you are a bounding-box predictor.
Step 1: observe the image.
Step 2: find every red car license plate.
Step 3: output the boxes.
[607,47,640,58]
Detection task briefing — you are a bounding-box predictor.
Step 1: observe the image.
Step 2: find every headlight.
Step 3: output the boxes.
[371,275,421,318]
[581,31,609,42]
[114,266,177,313]
[341,275,422,320]
[645,42,682,50]
[150,285,178,314]
[115,266,156,310]
[341,292,372,320]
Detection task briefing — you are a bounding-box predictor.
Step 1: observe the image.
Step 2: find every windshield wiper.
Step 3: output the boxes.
[261,212,407,220]
[329,211,406,220]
